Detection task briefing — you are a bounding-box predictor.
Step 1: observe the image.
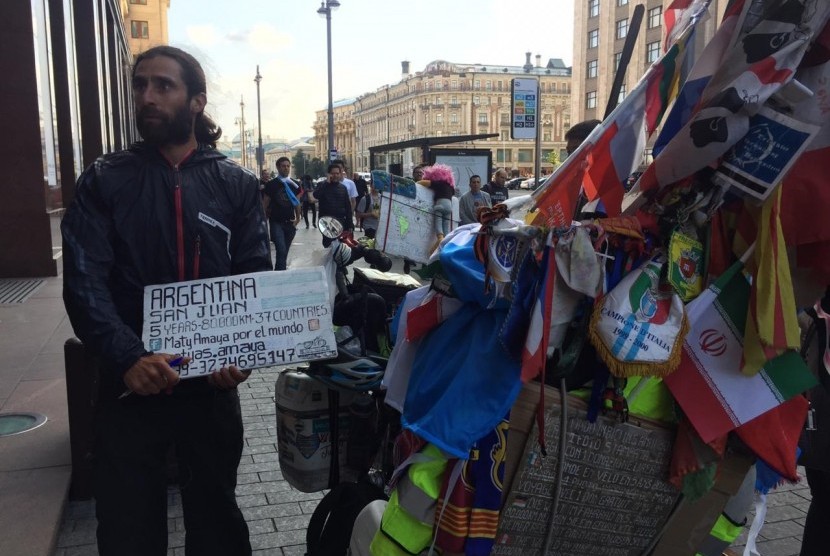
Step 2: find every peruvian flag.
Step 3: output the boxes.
[664,259,816,444]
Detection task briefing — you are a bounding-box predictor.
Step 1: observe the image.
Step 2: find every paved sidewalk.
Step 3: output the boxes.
[52,363,815,556]
[53,365,320,556]
[0,220,816,556]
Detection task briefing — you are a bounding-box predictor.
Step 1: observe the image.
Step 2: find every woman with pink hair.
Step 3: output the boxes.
[420,164,456,243]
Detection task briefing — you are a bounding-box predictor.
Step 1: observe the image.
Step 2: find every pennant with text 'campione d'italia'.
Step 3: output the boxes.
[663,258,816,444]
[589,254,689,377]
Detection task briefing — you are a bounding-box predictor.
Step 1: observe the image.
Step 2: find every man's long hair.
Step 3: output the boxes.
[133,46,222,148]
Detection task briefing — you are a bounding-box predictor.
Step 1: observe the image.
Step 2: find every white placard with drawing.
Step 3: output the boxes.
[142,268,337,378]
[375,184,460,264]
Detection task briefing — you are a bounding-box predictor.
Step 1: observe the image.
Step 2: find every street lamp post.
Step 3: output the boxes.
[254,66,263,177]
[317,0,340,160]
[239,96,246,167]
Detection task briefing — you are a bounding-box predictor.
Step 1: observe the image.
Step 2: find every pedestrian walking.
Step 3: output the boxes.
[262,157,302,270]
[300,174,318,229]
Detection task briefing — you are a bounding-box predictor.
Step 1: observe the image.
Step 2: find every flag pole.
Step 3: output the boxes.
[606,4,644,117]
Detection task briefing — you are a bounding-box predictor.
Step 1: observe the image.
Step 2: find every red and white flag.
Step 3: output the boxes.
[664,258,816,444]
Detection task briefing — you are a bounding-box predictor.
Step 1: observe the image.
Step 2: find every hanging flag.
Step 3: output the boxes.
[532,1,706,222]
[520,245,556,383]
[529,148,587,227]
[663,258,816,444]
[637,0,830,197]
[733,188,802,375]
[734,395,808,481]
[653,0,745,157]
[780,19,830,283]
[664,0,709,50]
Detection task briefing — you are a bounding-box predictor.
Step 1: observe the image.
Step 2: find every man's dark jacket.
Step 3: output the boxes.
[62,143,271,377]
[315,180,354,231]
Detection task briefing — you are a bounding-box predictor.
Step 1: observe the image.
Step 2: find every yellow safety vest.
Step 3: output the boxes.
[370,443,447,555]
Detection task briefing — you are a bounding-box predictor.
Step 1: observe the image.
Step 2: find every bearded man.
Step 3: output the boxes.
[61,46,270,555]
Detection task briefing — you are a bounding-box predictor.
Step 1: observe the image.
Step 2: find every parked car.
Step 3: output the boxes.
[506,177,523,190]
[519,177,537,190]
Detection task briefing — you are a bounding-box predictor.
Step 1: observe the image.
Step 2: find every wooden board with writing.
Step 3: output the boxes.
[494,402,679,555]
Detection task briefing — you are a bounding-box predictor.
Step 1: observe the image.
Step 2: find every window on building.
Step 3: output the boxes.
[586,90,597,109]
[497,81,503,91]
[497,148,512,162]
[478,113,488,125]
[500,113,510,125]
[435,96,443,106]
[424,114,429,125]
[588,0,599,18]
[617,0,628,5]
[518,149,533,163]
[618,84,627,103]
[613,51,622,71]
[588,29,599,49]
[451,112,459,124]
[474,80,481,90]
[544,132,551,142]
[436,113,443,124]
[646,41,661,63]
[435,80,443,90]
[500,131,510,141]
[587,59,598,79]
[131,20,149,39]
[485,80,492,91]
[427,82,433,91]
[451,80,458,90]
[473,96,480,105]
[648,6,662,29]
[616,18,628,40]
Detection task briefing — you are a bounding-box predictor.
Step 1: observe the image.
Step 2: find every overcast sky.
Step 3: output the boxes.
[167,0,575,143]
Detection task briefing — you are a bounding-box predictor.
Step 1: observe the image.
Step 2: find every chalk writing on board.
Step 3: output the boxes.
[494,404,678,556]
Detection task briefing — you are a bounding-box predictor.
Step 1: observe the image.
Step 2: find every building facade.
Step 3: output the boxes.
[571,0,728,126]
[123,0,170,57]
[314,55,572,178]
[2,0,138,277]
[312,98,357,170]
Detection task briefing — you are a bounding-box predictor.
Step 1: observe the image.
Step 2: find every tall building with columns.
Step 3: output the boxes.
[314,54,572,178]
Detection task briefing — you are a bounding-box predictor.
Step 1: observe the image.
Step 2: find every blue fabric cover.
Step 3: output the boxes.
[402,304,521,459]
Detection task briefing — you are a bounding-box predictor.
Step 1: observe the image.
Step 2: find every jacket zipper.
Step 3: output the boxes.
[193,234,201,279]
[174,166,185,281]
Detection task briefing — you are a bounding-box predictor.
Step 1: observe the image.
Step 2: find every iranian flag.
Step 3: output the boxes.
[664,259,816,444]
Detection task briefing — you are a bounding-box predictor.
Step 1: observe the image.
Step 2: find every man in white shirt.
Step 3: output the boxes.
[334,159,358,209]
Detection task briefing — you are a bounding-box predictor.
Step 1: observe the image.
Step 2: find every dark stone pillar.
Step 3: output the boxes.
[73,0,104,169]
[49,0,80,208]
[0,0,57,277]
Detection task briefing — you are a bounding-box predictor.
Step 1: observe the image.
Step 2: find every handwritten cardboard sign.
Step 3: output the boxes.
[142,268,337,378]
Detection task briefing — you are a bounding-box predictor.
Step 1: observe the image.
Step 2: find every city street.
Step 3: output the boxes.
[0,199,810,556]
